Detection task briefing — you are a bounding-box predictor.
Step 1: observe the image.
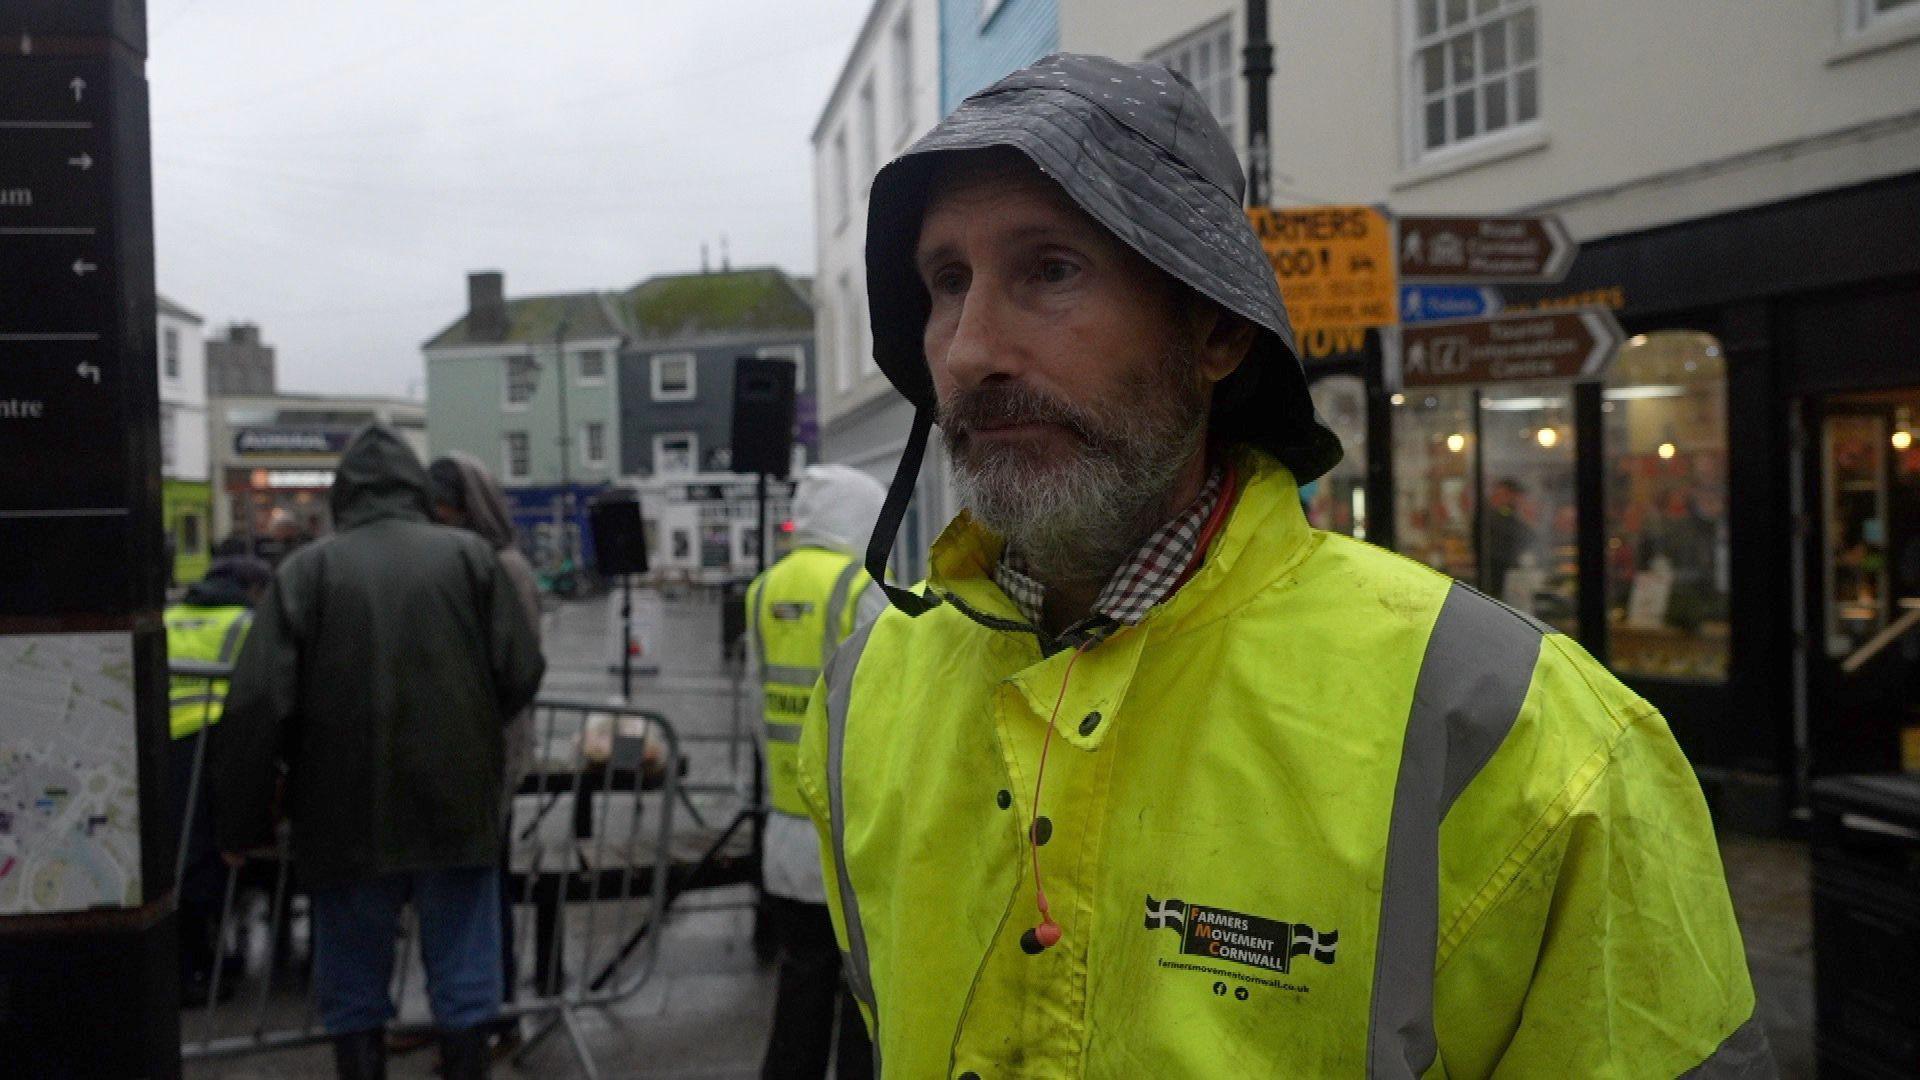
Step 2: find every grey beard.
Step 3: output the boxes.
[942,353,1207,588]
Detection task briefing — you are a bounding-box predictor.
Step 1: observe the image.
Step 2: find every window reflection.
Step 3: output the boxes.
[1305,376,1370,540]
[1480,385,1577,632]
[1393,389,1478,584]
[1604,331,1729,680]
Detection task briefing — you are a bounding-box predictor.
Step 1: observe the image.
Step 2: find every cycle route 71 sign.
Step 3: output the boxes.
[1247,205,1396,334]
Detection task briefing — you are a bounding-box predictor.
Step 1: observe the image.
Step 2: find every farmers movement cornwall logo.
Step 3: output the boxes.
[1143,895,1337,975]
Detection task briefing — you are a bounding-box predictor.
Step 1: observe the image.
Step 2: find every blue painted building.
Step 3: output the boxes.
[940,0,1059,113]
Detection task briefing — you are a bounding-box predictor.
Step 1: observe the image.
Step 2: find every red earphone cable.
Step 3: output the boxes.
[1025,463,1238,948]
[1029,641,1088,940]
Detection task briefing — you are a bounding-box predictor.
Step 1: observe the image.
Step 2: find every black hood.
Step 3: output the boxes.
[858,53,1344,616]
[183,573,253,608]
[331,425,433,530]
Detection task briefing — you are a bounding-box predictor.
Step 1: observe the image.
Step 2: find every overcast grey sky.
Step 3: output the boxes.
[148,0,872,398]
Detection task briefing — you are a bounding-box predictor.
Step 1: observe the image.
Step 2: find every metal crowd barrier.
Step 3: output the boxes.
[167,661,759,1078]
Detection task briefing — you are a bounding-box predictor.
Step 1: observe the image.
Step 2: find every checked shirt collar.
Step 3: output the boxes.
[995,462,1227,648]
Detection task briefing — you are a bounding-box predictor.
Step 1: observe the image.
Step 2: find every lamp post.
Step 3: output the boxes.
[552,317,573,567]
[1243,0,1274,207]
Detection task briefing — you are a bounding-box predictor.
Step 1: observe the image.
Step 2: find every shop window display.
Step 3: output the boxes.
[1604,331,1730,680]
[1480,385,1578,631]
[1393,389,1480,587]
[1393,383,1578,633]
[1306,376,1370,540]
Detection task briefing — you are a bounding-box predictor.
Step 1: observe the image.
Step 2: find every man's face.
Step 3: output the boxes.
[913,150,1238,577]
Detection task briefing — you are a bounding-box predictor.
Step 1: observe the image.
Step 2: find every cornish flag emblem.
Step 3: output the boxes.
[1143,895,1187,931]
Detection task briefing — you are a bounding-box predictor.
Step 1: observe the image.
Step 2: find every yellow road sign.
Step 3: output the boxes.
[1247,205,1396,333]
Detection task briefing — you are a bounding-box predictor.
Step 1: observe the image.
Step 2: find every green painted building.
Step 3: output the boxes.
[423,273,626,571]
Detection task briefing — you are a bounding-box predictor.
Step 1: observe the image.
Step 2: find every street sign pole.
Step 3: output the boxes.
[0,3,180,1076]
[1241,0,1273,207]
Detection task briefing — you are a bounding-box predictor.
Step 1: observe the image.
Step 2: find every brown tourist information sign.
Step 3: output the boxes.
[1400,308,1625,388]
[1397,213,1575,284]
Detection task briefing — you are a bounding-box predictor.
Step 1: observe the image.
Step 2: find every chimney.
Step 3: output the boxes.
[467,271,508,341]
[700,243,710,274]
[721,234,731,272]
[229,322,260,345]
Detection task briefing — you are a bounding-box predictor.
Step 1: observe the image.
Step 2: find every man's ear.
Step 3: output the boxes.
[1188,298,1259,385]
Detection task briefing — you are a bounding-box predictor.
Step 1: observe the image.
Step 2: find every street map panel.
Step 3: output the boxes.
[0,632,142,914]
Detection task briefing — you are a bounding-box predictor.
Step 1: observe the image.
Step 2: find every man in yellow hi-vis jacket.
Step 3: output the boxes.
[164,555,272,1004]
[748,464,889,1079]
[794,54,1774,1078]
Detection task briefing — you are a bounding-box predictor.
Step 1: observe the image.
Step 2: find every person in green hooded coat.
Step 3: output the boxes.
[214,424,545,1079]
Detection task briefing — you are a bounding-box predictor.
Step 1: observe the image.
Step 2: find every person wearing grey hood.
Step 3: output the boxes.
[746,465,887,1079]
[792,53,1768,1078]
[428,451,543,1056]
[215,426,545,1079]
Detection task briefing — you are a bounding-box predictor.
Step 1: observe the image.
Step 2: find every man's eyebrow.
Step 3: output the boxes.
[914,221,1082,268]
[914,240,957,272]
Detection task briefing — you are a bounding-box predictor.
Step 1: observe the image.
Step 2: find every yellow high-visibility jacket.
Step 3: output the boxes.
[164,602,253,740]
[749,546,874,818]
[797,447,1770,1078]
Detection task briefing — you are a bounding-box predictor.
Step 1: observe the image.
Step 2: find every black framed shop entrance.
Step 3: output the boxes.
[1798,386,1920,779]
[1302,171,1920,830]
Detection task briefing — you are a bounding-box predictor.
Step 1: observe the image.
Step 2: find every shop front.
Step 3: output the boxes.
[1304,172,1920,830]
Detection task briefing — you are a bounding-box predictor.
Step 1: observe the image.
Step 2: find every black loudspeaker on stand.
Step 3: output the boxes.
[730,358,797,479]
[587,489,648,702]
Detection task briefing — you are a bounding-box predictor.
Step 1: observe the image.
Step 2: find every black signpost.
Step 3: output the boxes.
[0,3,177,1076]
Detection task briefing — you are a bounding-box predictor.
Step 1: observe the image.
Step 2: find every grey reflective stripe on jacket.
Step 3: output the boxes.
[823,560,867,660]
[824,615,883,1074]
[218,611,253,663]
[1367,582,1547,1080]
[1679,1015,1778,1078]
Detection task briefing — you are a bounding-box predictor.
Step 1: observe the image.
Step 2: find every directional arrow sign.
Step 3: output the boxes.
[76,361,101,385]
[1400,284,1500,324]
[72,258,96,276]
[68,153,93,170]
[1397,214,1575,284]
[70,76,85,102]
[1400,308,1624,388]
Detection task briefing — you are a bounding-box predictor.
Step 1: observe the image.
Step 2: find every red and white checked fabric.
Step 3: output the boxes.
[995,463,1227,640]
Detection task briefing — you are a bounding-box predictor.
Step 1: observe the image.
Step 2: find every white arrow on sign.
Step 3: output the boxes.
[76,362,101,385]
[72,259,96,276]
[68,153,93,171]
[70,76,86,102]
[1539,216,1577,282]
[1577,308,1627,376]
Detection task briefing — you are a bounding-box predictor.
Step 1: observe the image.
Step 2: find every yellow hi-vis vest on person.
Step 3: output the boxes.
[164,603,253,739]
[749,547,872,818]
[797,447,1769,1079]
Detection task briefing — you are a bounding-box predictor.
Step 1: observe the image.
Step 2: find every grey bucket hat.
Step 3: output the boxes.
[861,52,1344,615]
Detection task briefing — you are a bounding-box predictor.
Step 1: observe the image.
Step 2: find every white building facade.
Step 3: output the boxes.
[157,294,212,582]
[811,0,948,581]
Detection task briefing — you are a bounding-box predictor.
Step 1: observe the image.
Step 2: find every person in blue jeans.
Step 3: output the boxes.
[216,427,545,1079]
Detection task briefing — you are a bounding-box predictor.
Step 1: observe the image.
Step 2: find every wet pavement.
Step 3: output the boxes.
[181,588,1818,1078]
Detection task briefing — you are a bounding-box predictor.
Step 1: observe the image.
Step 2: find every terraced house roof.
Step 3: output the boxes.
[424,290,625,348]
[618,267,813,343]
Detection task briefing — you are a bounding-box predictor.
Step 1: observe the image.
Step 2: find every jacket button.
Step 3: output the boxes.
[1079,710,1102,735]
[995,789,1012,810]
[1030,816,1053,846]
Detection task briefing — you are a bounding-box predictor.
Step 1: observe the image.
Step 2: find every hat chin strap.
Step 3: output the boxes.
[866,407,939,617]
